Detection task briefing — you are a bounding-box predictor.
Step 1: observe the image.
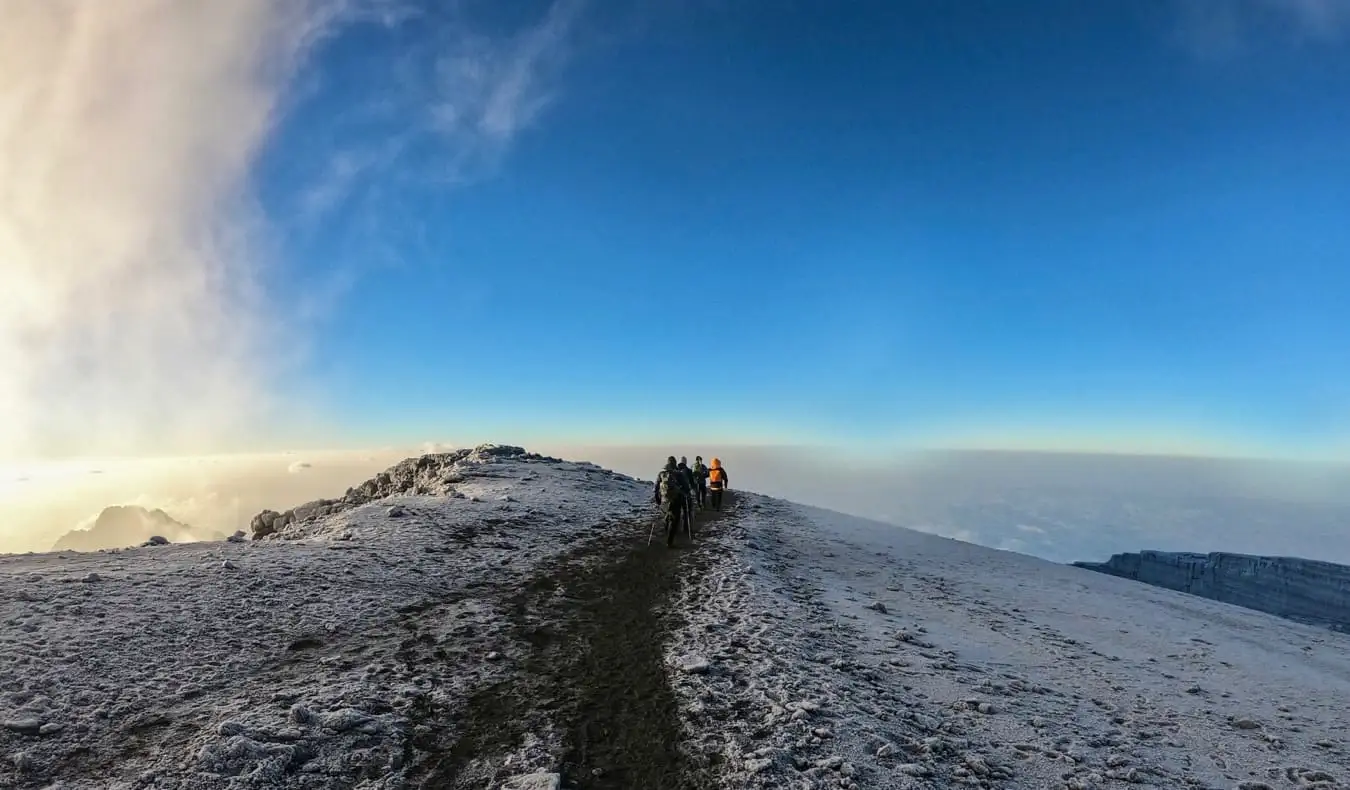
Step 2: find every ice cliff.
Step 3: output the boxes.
[1073,550,1350,631]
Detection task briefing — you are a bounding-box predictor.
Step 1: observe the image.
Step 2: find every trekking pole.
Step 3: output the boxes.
[647,514,656,546]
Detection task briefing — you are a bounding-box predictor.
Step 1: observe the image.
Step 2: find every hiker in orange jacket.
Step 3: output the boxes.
[707,457,729,510]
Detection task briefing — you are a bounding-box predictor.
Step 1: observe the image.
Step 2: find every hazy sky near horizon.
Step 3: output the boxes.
[5,445,1350,564]
[3,0,1349,461]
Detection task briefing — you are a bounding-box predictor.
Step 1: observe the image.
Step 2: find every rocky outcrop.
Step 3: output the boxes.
[1073,550,1350,631]
[248,443,566,540]
[52,506,224,552]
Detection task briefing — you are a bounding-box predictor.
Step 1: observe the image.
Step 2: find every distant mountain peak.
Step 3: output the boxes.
[52,505,223,552]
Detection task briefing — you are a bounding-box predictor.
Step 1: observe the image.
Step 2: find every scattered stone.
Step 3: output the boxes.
[81,573,102,583]
[501,773,561,790]
[221,560,237,570]
[2,718,43,735]
[227,530,246,543]
[143,535,170,546]
[678,656,712,674]
[387,505,407,518]
[486,651,502,661]
[1231,717,1261,730]
[867,601,888,614]
[37,723,64,736]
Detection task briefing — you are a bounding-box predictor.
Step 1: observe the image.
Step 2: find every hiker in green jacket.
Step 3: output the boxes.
[692,456,710,508]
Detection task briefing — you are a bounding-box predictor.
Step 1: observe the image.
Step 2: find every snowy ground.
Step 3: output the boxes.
[666,497,1350,789]
[5,447,1348,789]
[0,447,653,789]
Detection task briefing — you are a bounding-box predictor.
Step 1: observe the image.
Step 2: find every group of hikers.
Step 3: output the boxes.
[652,455,729,547]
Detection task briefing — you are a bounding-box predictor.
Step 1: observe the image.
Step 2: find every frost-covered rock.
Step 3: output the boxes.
[501,773,561,790]
[249,444,545,541]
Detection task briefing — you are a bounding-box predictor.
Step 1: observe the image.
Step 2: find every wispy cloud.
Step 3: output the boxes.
[1173,0,1350,58]
[297,0,590,223]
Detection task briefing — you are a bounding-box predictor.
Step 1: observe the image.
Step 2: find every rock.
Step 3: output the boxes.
[227,530,246,543]
[319,708,372,732]
[678,656,712,674]
[486,651,502,661]
[1231,717,1261,730]
[500,773,561,790]
[3,718,43,734]
[387,505,407,518]
[37,723,64,736]
[867,601,888,614]
[875,743,896,758]
[251,510,280,539]
[977,702,996,715]
[143,535,169,546]
[221,560,237,570]
[81,573,101,583]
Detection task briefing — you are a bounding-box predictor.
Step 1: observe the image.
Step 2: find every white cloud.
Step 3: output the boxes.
[0,0,592,462]
[0,0,346,461]
[288,461,314,473]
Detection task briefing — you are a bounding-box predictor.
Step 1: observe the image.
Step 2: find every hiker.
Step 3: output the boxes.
[692,456,709,507]
[677,456,698,510]
[708,457,729,510]
[653,455,693,547]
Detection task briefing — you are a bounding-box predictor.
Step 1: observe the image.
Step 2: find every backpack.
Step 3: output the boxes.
[709,467,725,485]
[694,461,708,479]
[658,470,680,502]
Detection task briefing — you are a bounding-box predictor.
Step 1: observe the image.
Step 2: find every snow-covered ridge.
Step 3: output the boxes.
[248,443,633,540]
[1073,550,1350,631]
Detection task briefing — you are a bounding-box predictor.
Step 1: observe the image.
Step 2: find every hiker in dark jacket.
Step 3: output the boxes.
[677,457,698,510]
[653,456,693,546]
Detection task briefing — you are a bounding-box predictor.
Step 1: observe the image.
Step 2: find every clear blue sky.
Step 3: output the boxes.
[255,0,1349,459]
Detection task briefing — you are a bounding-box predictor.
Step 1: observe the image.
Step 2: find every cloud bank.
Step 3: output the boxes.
[0,0,343,460]
[0,0,590,462]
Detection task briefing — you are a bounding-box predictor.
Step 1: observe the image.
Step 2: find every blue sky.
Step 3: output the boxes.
[256,0,1350,459]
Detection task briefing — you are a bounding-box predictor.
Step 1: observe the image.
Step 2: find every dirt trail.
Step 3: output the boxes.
[403,493,738,789]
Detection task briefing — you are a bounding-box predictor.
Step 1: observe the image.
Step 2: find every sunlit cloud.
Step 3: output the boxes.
[0,0,592,462]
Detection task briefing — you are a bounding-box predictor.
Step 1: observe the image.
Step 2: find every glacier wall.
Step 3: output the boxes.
[1072,550,1350,631]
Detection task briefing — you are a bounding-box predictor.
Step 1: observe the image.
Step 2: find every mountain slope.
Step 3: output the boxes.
[2,446,1347,789]
[676,502,1350,788]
